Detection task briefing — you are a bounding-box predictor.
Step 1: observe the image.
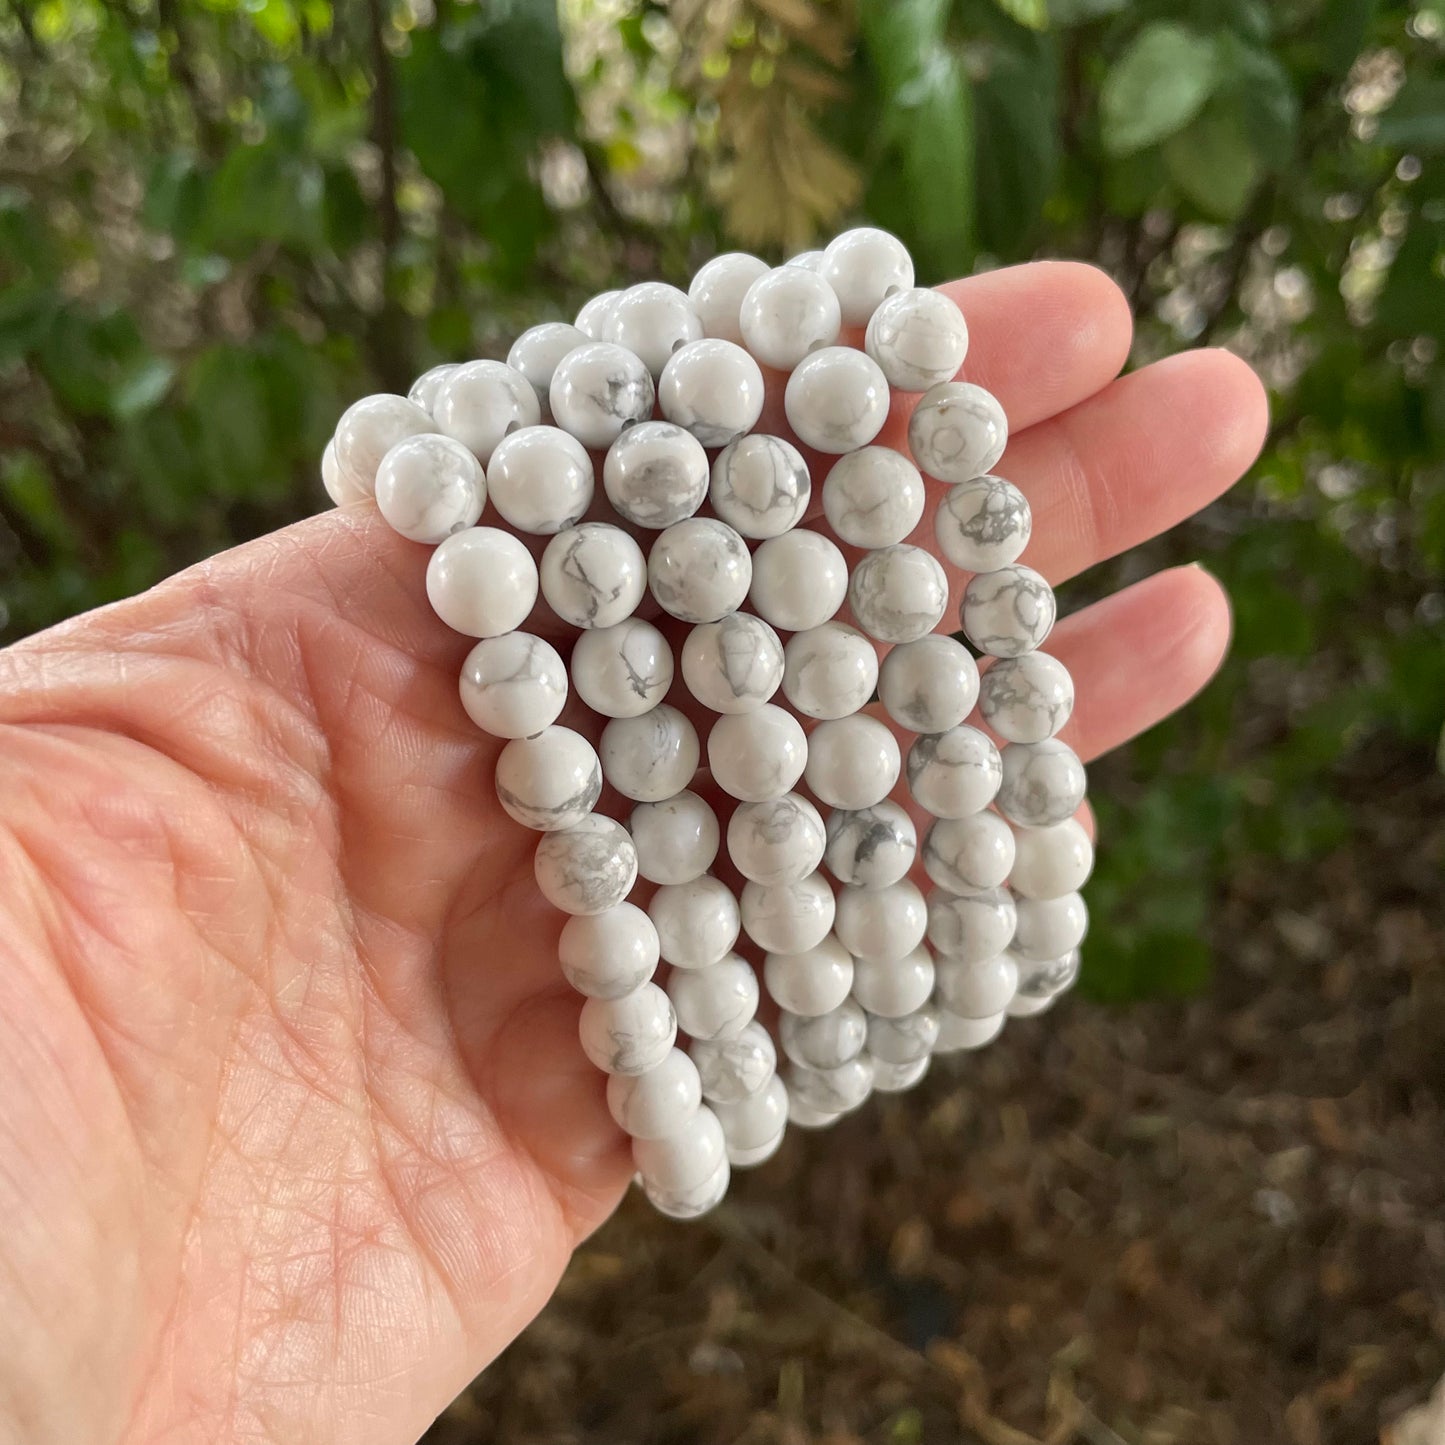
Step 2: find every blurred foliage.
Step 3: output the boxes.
[1,0,1442,997]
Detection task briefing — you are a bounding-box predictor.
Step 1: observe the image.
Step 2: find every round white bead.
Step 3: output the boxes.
[460,633,567,739]
[907,381,1008,484]
[407,364,457,415]
[600,704,700,803]
[643,1154,730,1219]
[606,281,704,379]
[485,425,593,535]
[688,251,769,343]
[548,342,655,449]
[648,876,741,969]
[570,618,673,718]
[907,726,1003,818]
[578,982,677,1076]
[494,726,602,832]
[321,437,368,506]
[823,800,917,889]
[629,790,720,885]
[820,226,915,326]
[784,346,890,454]
[680,614,784,714]
[633,1103,725,1190]
[871,1054,931,1093]
[559,902,659,999]
[709,433,811,539]
[433,361,540,466]
[738,265,843,370]
[782,622,879,720]
[1013,946,1081,1001]
[935,953,1019,1019]
[787,1055,874,1114]
[742,872,836,955]
[926,886,1018,964]
[763,933,853,1016]
[656,338,765,447]
[878,634,980,734]
[833,879,927,963]
[851,945,935,1019]
[779,999,867,1070]
[648,517,751,623]
[575,289,622,339]
[507,322,588,412]
[978,652,1075,744]
[961,564,1057,659]
[804,715,901,810]
[333,393,435,495]
[691,1021,776,1103]
[997,738,1086,827]
[935,474,1032,572]
[533,814,638,915]
[606,1048,701,1139]
[934,1010,1006,1052]
[667,954,760,1041]
[708,704,807,803]
[603,420,709,529]
[713,1073,789,1157]
[539,523,646,629]
[866,1005,939,1064]
[749,530,848,632]
[727,793,827,887]
[426,526,537,638]
[1009,818,1094,900]
[374,433,485,543]
[848,544,948,645]
[821,446,926,549]
[864,285,968,391]
[787,250,825,271]
[1012,892,1089,961]
[1007,991,1056,1019]
[923,812,1017,894]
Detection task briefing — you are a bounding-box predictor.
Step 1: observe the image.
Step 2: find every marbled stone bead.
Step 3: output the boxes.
[787,250,825,271]
[738,265,842,370]
[407,363,457,415]
[606,1048,701,1139]
[935,952,1019,1019]
[605,281,704,379]
[923,812,1017,894]
[935,474,1032,573]
[1013,946,1081,999]
[427,526,537,638]
[1012,892,1089,961]
[977,652,1074,745]
[823,800,917,890]
[763,933,854,1016]
[602,420,709,529]
[847,544,949,645]
[926,886,1018,964]
[629,790,720,885]
[680,613,785,714]
[600,704,700,803]
[871,1054,931,1093]
[726,793,827,887]
[485,425,593,535]
[494,725,602,832]
[648,876,741,969]
[779,1000,867,1070]
[534,814,638,916]
[575,289,622,340]
[805,715,901,811]
[933,1009,1006,1052]
[691,1021,776,1103]
[851,945,935,1019]
[578,981,677,1076]
[997,738,1086,827]
[321,438,368,506]
[633,1104,725,1192]
[833,879,928,963]
[548,342,655,449]
[1006,992,1055,1019]
[907,725,1003,818]
[742,872,836,955]
[643,1155,730,1219]
[433,361,540,466]
[667,953,760,1042]
[374,433,485,543]
[878,634,980,735]
[657,338,765,447]
[820,226,915,326]
[864,285,969,391]
[459,632,567,739]
[333,393,435,495]
[961,564,1057,659]
[749,530,848,633]
[708,433,811,539]
[787,1055,874,1115]
[908,380,1008,484]
[821,447,926,550]
[648,517,751,623]
[570,618,673,719]
[507,322,588,413]
[559,902,659,999]
[788,1096,844,1129]
[782,622,879,720]
[708,704,807,803]
[784,347,890,455]
[713,1074,789,1162]
[539,522,647,630]
[688,251,769,343]
[866,1005,939,1065]
[1009,817,1094,900]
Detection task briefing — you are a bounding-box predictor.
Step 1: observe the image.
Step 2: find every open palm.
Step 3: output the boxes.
[0,262,1266,1445]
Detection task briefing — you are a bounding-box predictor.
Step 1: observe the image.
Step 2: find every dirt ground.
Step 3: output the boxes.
[426,751,1445,1445]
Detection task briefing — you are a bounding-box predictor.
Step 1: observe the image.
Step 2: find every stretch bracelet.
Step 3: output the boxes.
[319,231,1093,1219]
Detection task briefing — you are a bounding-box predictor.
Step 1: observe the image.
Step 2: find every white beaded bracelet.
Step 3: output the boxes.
[320,226,1092,1219]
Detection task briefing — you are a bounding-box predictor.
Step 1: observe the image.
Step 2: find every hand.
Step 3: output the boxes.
[0,262,1266,1445]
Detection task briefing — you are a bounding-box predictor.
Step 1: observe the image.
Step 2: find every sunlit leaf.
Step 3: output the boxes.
[1100,22,1220,157]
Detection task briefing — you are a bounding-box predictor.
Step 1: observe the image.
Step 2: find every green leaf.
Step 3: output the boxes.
[1375,76,1445,153]
[1215,35,1299,169]
[110,355,176,419]
[1164,102,1261,219]
[1047,0,1128,21]
[1100,22,1220,157]
[1320,0,1379,79]
[994,0,1049,29]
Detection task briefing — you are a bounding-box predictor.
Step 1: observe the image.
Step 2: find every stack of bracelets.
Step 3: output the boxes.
[320,229,1093,1220]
